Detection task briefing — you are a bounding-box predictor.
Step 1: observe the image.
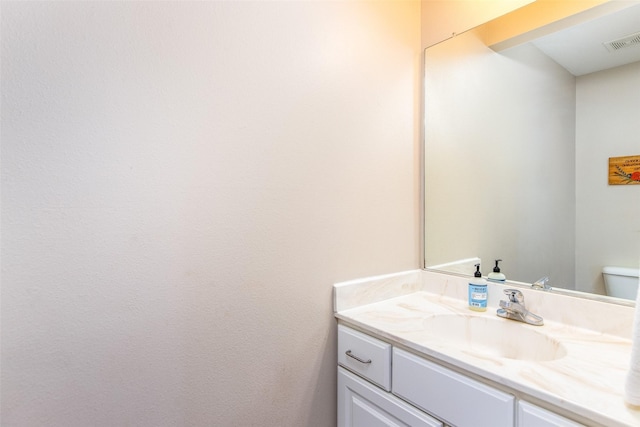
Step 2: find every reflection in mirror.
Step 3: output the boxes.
[424,2,640,302]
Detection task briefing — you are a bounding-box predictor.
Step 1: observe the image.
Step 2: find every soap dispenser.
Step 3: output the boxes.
[468,263,487,312]
[487,259,506,283]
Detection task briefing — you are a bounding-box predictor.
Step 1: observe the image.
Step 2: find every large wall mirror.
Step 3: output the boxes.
[424,1,640,300]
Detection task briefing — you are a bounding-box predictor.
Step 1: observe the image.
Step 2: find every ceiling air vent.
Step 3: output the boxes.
[604,31,640,52]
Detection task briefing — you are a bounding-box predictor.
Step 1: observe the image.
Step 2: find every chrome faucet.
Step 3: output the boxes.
[497,289,544,326]
[532,276,552,291]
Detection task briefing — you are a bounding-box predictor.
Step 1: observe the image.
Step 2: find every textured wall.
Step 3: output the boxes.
[1,1,421,425]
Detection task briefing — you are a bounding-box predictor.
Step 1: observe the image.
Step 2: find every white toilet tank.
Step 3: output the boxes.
[602,266,640,300]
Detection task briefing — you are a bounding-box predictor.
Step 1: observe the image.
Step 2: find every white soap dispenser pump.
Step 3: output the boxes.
[487,259,506,282]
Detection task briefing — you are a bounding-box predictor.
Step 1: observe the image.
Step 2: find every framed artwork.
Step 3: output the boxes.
[609,155,640,185]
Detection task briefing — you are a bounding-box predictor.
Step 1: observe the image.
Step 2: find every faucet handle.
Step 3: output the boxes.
[503,289,524,304]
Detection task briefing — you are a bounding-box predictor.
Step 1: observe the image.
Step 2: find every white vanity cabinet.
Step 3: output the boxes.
[337,324,589,427]
[518,401,585,427]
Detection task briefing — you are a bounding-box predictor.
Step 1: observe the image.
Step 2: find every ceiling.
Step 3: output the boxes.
[531,2,640,76]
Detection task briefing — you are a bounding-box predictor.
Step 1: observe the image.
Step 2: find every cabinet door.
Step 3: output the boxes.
[338,367,442,427]
[519,401,585,427]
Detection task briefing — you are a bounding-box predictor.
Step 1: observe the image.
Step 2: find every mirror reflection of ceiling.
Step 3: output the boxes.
[528,3,640,76]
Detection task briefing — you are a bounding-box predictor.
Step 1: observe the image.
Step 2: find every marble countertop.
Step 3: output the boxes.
[334,270,640,427]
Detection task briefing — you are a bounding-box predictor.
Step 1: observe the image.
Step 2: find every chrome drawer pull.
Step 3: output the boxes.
[345,350,372,364]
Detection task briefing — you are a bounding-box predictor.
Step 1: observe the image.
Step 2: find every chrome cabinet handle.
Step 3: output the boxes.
[345,350,372,364]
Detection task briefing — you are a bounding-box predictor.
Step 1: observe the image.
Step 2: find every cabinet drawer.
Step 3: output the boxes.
[518,401,585,427]
[393,348,514,427]
[338,325,391,391]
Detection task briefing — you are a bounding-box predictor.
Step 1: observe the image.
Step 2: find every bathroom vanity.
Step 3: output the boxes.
[334,270,640,427]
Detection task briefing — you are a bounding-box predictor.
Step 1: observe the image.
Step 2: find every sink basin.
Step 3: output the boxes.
[421,315,567,361]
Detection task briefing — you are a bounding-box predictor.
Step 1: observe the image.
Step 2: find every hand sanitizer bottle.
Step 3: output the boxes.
[468,263,487,312]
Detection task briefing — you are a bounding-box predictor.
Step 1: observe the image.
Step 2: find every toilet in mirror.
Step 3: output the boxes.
[603,266,640,300]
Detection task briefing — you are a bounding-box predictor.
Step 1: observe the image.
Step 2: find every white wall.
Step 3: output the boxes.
[0,2,421,425]
[424,30,576,285]
[575,61,640,294]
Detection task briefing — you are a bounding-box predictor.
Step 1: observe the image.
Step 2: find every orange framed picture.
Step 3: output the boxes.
[609,155,640,185]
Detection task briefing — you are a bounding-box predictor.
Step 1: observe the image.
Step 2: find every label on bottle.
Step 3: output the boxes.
[468,283,487,309]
